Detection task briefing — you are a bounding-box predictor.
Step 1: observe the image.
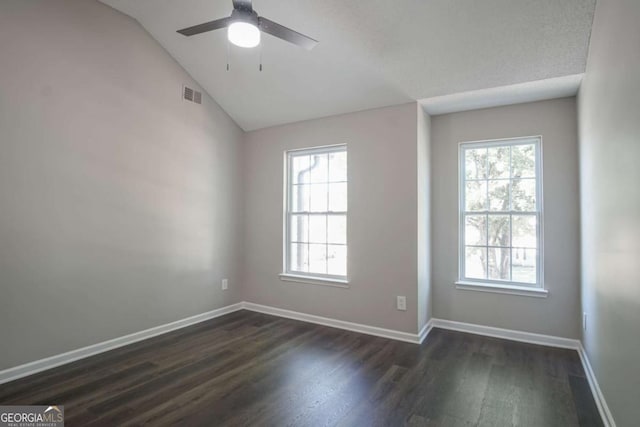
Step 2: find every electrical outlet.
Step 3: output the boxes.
[583,312,587,331]
[396,296,407,311]
[222,279,228,290]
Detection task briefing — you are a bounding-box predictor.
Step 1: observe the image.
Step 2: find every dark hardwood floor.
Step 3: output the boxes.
[0,310,602,426]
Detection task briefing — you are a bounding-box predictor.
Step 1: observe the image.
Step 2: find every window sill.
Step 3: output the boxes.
[279,273,349,288]
[455,281,549,298]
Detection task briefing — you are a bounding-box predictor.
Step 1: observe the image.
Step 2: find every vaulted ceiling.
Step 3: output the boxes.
[100,0,596,130]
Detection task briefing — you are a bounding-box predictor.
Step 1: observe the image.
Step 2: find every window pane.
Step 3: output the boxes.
[488,146,510,179]
[512,215,537,248]
[465,215,486,246]
[288,146,347,278]
[327,215,346,244]
[309,183,328,212]
[290,243,309,272]
[512,179,536,211]
[290,214,308,242]
[488,180,509,211]
[291,184,309,212]
[465,247,487,279]
[309,215,327,244]
[329,182,347,212]
[329,151,347,182]
[292,155,311,184]
[309,244,327,274]
[465,181,487,211]
[488,215,510,247]
[328,245,347,276]
[488,247,511,281]
[512,247,537,284]
[309,153,328,183]
[460,140,540,287]
[465,148,487,180]
[511,144,536,178]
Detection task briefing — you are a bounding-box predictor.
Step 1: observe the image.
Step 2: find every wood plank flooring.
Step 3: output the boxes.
[0,310,603,426]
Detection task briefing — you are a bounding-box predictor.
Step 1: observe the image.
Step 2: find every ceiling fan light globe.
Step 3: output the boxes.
[228,22,260,48]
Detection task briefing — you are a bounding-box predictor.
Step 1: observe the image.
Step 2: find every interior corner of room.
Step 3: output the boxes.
[0,0,637,425]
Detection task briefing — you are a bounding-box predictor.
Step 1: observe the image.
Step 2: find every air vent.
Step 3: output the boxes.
[183,85,202,104]
[193,90,202,105]
[183,86,194,101]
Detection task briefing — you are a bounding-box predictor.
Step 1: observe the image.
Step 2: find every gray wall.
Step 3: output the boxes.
[242,103,420,333]
[578,0,640,424]
[431,98,581,339]
[0,0,243,370]
[417,106,432,331]
[4,4,629,404]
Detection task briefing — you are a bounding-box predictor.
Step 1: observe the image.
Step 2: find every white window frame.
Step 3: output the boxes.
[456,136,547,297]
[280,144,348,286]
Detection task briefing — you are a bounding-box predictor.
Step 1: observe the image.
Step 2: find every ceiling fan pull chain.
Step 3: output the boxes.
[259,42,263,71]
[226,38,230,71]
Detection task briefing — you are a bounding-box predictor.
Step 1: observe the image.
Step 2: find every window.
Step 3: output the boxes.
[459,137,543,289]
[283,145,347,282]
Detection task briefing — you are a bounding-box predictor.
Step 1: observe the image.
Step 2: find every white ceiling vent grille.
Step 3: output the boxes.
[183,85,202,104]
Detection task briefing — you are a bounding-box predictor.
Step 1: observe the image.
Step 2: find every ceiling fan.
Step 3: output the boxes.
[177,0,318,50]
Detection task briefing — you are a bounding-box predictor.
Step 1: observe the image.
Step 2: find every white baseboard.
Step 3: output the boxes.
[430,318,580,349]
[0,301,423,386]
[0,303,244,385]
[429,318,613,427]
[0,302,616,427]
[241,302,424,344]
[578,343,616,427]
[418,320,433,344]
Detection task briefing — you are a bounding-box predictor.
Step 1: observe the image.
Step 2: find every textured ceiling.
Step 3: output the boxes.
[100,0,596,130]
[421,74,584,116]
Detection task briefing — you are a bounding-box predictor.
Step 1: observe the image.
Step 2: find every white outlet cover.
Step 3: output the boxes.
[222,279,228,290]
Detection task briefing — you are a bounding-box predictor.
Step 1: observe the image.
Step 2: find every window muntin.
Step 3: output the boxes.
[285,145,347,279]
[459,137,542,288]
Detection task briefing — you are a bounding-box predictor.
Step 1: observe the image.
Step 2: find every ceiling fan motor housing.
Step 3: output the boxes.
[230,8,259,26]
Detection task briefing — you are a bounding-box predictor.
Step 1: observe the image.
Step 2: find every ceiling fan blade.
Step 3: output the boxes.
[232,0,253,11]
[177,17,232,36]
[258,17,318,50]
